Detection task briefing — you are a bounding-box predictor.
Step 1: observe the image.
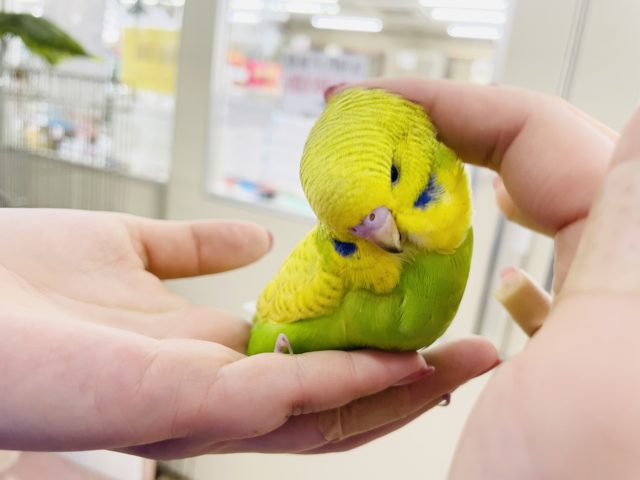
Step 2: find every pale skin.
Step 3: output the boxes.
[0,209,498,459]
[329,78,640,478]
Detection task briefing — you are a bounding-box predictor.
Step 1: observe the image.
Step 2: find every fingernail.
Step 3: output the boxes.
[266,230,274,252]
[497,267,521,295]
[492,175,502,190]
[324,83,348,103]
[500,266,517,281]
[393,366,436,386]
[478,358,503,377]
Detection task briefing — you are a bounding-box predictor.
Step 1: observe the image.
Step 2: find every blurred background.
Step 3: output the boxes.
[1,0,639,479]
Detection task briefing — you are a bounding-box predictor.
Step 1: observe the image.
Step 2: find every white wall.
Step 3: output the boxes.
[500,0,640,128]
[567,0,640,129]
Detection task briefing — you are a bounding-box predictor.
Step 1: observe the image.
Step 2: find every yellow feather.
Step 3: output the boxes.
[317,224,403,293]
[257,228,344,323]
[256,225,402,324]
[257,88,472,326]
[397,143,472,253]
[300,88,437,236]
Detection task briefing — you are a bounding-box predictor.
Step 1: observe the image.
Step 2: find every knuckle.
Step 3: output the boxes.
[288,355,314,417]
[316,407,345,442]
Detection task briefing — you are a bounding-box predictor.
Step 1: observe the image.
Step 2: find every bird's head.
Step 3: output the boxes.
[300,88,471,257]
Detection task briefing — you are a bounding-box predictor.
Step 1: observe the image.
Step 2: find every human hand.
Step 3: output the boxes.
[326,78,616,295]
[0,209,497,458]
[450,106,640,479]
[326,78,639,477]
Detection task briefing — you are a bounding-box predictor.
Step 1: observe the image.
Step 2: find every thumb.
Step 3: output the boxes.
[561,107,640,296]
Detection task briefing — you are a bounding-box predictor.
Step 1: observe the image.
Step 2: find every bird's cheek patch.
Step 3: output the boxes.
[414,174,443,209]
[332,239,357,257]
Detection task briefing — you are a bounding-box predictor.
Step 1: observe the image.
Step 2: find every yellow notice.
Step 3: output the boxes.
[122,28,179,94]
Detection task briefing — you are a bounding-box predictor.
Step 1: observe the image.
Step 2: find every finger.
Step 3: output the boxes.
[314,337,499,444]
[562,108,640,296]
[495,267,551,336]
[211,337,498,454]
[0,315,245,452]
[60,298,251,352]
[493,176,552,235]
[160,306,251,352]
[609,105,640,169]
[328,79,613,234]
[304,398,441,454]
[562,99,619,142]
[120,349,429,458]
[210,349,428,435]
[125,217,272,279]
[122,405,442,457]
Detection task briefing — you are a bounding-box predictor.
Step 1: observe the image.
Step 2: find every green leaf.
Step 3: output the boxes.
[0,13,91,65]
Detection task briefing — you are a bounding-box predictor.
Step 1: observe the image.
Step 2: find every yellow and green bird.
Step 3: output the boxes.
[247,88,472,355]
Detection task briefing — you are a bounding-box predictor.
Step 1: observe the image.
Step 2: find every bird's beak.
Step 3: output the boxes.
[370,215,403,253]
[350,206,403,254]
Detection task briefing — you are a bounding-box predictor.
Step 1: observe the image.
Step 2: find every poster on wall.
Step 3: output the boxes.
[280,50,370,116]
[121,28,179,94]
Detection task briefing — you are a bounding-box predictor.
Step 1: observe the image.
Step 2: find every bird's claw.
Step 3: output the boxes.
[438,393,451,407]
[274,333,294,354]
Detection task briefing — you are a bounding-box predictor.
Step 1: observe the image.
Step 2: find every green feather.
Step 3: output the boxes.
[247,229,472,354]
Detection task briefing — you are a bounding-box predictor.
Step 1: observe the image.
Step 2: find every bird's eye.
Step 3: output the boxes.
[369,213,376,221]
[391,164,399,184]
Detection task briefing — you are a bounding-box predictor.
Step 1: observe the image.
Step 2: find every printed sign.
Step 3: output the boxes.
[122,28,179,94]
[280,50,370,116]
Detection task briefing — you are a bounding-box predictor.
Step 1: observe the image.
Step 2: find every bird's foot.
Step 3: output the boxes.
[274,333,294,354]
[438,393,451,407]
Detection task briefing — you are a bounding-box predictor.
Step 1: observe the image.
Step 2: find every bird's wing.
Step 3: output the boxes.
[256,227,345,324]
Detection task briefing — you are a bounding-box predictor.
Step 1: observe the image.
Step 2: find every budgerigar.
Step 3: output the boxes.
[247,88,472,355]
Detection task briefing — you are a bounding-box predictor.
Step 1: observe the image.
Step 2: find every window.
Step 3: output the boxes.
[0,0,184,182]
[208,0,507,217]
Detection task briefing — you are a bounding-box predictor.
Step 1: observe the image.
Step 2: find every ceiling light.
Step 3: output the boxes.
[447,24,501,39]
[432,8,506,23]
[311,15,383,33]
[274,2,339,15]
[420,0,507,9]
[231,1,340,15]
[229,11,263,24]
[230,0,265,9]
